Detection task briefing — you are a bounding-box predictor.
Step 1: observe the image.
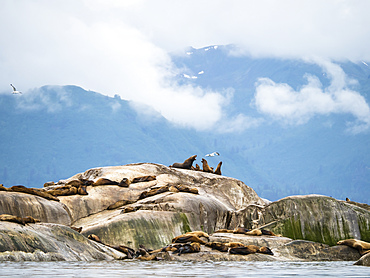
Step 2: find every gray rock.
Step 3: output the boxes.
[0,222,125,261]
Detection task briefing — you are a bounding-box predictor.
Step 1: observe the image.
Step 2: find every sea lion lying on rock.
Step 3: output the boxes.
[138,185,169,200]
[93,178,131,187]
[66,179,93,187]
[205,241,245,252]
[0,214,40,225]
[186,231,209,239]
[10,185,59,201]
[109,245,136,259]
[205,241,229,252]
[71,226,82,233]
[169,184,199,194]
[214,229,234,233]
[170,155,197,170]
[121,206,141,213]
[132,176,156,183]
[87,234,102,243]
[172,234,207,245]
[337,239,370,256]
[107,199,135,210]
[229,245,274,256]
[172,242,201,256]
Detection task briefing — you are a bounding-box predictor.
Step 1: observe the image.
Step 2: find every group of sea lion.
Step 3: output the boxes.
[170,155,222,175]
[154,230,274,257]
[215,227,281,237]
[118,183,199,213]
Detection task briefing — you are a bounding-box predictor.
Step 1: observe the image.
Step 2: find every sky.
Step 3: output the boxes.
[1,0,370,131]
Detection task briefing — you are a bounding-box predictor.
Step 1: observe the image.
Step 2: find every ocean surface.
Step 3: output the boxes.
[0,261,369,278]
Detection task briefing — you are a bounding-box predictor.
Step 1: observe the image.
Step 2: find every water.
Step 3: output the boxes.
[0,261,369,278]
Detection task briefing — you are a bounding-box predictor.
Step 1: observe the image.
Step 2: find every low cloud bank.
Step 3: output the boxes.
[253,59,370,133]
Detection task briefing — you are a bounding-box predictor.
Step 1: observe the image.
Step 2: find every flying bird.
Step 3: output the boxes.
[10,84,22,94]
[205,152,220,157]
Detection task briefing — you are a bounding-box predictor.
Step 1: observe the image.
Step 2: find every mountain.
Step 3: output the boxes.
[0,45,369,203]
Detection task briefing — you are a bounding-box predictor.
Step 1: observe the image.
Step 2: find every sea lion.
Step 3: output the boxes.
[0,184,9,191]
[66,179,93,188]
[205,242,229,252]
[71,226,82,233]
[118,178,131,187]
[93,178,119,186]
[229,245,273,255]
[245,229,263,236]
[201,158,213,173]
[169,185,180,193]
[43,181,55,187]
[10,185,59,201]
[214,161,222,175]
[233,227,251,234]
[138,185,169,200]
[48,185,77,196]
[22,216,40,224]
[77,185,88,195]
[225,242,245,248]
[185,231,210,239]
[261,229,279,236]
[337,239,370,255]
[170,155,197,170]
[191,164,202,171]
[132,176,156,183]
[173,242,201,256]
[0,214,40,225]
[107,200,134,210]
[109,245,135,259]
[87,234,102,243]
[214,229,234,233]
[172,234,206,245]
[173,184,199,195]
[121,206,140,213]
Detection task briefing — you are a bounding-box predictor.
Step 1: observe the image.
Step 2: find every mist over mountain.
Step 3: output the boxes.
[1,45,369,203]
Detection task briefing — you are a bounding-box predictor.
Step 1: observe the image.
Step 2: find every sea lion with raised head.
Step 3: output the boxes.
[214,161,222,175]
[201,158,213,173]
[337,239,370,255]
[170,155,197,170]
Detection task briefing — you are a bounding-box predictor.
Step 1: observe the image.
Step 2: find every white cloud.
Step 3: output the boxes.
[253,60,370,133]
[1,0,370,131]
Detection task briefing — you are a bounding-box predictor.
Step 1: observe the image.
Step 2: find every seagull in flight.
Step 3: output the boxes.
[205,152,220,157]
[10,84,22,94]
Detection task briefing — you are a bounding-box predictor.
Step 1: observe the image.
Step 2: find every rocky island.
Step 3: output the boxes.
[0,157,369,265]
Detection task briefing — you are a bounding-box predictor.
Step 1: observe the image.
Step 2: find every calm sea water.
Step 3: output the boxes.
[0,261,369,278]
